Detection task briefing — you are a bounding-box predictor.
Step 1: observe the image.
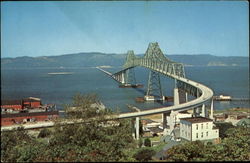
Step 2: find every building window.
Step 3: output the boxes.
[206,123,208,129]
[206,131,208,137]
[201,124,203,129]
[201,132,203,138]
[196,133,198,138]
[196,124,198,130]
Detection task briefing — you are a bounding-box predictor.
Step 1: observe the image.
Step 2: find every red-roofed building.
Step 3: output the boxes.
[22,97,41,108]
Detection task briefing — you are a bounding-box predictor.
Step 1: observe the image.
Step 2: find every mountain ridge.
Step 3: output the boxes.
[1,52,248,68]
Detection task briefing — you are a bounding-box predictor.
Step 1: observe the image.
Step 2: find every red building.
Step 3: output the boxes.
[1,97,59,126]
[1,100,23,110]
[1,111,59,126]
[22,97,41,108]
[1,97,42,111]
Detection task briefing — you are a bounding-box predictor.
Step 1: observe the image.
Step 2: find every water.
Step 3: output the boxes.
[1,66,249,113]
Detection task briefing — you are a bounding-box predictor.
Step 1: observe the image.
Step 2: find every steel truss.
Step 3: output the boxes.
[146,70,163,98]
[112,42,204,98]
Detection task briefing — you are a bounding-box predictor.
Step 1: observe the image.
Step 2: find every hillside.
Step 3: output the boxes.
[1,53,248,68]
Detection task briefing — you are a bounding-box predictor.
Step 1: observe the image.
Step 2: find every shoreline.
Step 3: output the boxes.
[142,107,250,122]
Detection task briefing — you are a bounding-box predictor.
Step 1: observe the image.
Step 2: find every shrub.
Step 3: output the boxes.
[144,138,151,147]
[38,128,51,138]
[133,148,156,162]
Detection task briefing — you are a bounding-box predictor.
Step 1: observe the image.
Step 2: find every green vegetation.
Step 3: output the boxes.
[37,128,51,138]
[133,148,156,162]
[214,122,235,138]
[144,138,151,147]
[149,135,161,142]
[164,127,250,161]
[2,93,249,162]
[1,93,136,162]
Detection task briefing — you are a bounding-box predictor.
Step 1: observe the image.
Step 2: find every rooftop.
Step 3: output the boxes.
[23,97,41,102]
[147,127,164,133]
[180,117,213,123]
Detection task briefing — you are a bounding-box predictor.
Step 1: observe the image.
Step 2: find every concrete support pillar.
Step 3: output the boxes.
[174,88,180,105]
[185,92,188,102]
[135,117,140,140]
[121,72,125,84]
[201,104,206,117]
[210,99,214,120]
[162,113,167,129]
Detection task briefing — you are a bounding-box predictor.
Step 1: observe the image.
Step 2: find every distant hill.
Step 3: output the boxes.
[1,53,248,68]
[166,54,249,67]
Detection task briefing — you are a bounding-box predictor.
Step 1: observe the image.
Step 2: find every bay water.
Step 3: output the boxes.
[1,66,249,113]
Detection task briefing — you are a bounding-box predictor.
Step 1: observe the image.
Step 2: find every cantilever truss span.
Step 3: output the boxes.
[110,42,214,118]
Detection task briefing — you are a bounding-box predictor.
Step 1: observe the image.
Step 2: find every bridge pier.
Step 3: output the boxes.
[185,92,188,102]
[162,112,168,129]
[121,71,125,84]
[174,79,180,105]
[135,116,140,140]
[210,99,214,120]
[201,104,206,117]
[174,88,180,105]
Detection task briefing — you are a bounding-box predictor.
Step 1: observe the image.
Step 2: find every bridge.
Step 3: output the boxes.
[2,43,214,140]
[98,42,214,139]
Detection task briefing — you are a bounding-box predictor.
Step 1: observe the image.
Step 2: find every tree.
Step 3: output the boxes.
[38,128,51,138]
[133,148,156,162]
[138,138,143,148]
[1,127,40,162]
[144,138,151,147]
[1,93,136,162]
[214,122,235,138]
[45,93,135,162]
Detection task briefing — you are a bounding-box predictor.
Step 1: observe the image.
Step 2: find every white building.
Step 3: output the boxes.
[180,117,219,141]
[167,110,192,129]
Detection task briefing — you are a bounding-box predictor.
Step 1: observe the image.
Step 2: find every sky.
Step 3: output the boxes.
[1,1,249,58]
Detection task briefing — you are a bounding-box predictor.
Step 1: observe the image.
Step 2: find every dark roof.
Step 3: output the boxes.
[148,127,163,133]
[180,117,213,123]
[1,100,22,105]
[1,111,59,118]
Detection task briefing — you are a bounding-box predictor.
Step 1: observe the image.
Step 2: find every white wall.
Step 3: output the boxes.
[180,120,219,141]
[180,120,192,141]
